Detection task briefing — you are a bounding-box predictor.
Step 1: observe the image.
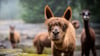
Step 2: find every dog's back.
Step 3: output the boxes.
[33,32,51,54]
[33,32,51,47]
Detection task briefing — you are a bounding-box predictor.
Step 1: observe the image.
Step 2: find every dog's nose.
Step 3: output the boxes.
[53,29,59,36]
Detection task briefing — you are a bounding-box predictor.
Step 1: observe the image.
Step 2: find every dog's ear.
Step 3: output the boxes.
[63,6,72,21]
[45,5,54,20]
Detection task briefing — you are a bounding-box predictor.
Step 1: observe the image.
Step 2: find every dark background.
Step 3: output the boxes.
[0,0,100,23]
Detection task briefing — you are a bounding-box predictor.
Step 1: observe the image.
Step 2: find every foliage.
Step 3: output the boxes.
[20,0,45,23]
[80,0,100,23]
[20,0,100,23]
[20,0,81,23]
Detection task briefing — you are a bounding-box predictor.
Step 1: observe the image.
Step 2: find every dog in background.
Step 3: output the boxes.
[80,10,97,56]
[8,25,20,48]
[33,32,51,54]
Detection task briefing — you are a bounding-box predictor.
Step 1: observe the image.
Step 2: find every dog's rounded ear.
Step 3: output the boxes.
[63,6,72,21]
[72,20,80,29]
[44,5,54,20]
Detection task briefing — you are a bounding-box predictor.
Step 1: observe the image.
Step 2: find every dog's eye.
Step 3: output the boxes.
[55,22,59,26]
[58,22,61,26]
[82,13,85,16]
[62,24,67,32]
[48,24,52,31]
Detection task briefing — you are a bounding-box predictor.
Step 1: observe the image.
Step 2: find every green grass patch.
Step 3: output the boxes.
[17,44,52,54]
[43,48,51,54]
[0,49,22,53]
[17,53,48,56]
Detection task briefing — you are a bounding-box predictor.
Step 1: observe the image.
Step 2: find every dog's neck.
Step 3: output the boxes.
[54,35,65,50]
[83,20,91,38]
[10,31,14,40]
[54,41,64,50]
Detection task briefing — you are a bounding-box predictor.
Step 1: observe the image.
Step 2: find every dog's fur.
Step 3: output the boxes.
[80,10,97,56]
[72,20,80,29]
[8,26,20,48]
[33,32,51,54]
[44,5,76,56]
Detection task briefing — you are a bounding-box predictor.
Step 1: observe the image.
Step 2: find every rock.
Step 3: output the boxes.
[0,40,6,49]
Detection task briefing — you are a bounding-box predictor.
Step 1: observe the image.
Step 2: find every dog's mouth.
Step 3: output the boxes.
[51,35,59,41]
[52,38,59,41]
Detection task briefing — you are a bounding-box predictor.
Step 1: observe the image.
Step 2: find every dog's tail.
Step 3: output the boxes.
[72,20,80,29]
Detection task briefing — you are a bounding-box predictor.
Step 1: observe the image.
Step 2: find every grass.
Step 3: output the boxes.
[0,49,22,53]
[43,48,51,54]
[17,45,36,54]
[17,53,48,56]
[0,44,99,56]
[0,45,51,56]
[17,44,51,54]
[17,44,51,56]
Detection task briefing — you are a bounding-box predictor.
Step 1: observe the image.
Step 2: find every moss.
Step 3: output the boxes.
[0,49,22,55]
[17,53,48,56]
[17,44,52,54]
[0,49,22,53]
[17,45,36,53]
[43,48,51,54]
[22,47,35,53]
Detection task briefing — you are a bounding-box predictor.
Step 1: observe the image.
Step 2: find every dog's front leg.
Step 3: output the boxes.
[64,51,74,56]
[52,46,61,56]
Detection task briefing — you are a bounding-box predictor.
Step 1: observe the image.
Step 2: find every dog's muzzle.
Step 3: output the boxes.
[53,29,59,36]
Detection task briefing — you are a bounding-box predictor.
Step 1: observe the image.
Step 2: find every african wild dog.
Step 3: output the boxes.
[8,25,20,48]
[33,32,51,54]
[80,10,97,56]
[44,5,76,56]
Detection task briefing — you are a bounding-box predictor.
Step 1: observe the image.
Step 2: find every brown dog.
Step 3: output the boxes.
[8,25,20,48]
[33,32,51,54]
[44,5,76,56]
[80,10,96,56]
[33,20,79,54]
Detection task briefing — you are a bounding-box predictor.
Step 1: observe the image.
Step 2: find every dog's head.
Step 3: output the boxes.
[9,25,15,32]
[80,9,90,21]
[44,5,72,43]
